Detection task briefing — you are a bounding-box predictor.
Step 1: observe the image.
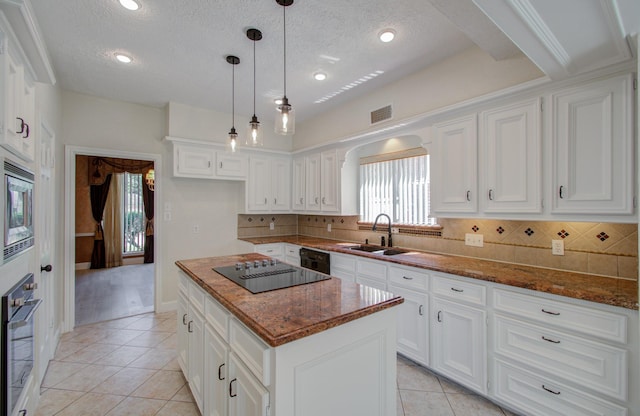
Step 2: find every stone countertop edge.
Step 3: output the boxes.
[175,254,404,347]
[242,235,639,310]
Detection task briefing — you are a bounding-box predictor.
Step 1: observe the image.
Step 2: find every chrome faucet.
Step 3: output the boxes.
[372,213,392,247]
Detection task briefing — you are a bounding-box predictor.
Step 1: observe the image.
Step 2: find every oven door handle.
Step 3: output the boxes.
[8,299,42,329]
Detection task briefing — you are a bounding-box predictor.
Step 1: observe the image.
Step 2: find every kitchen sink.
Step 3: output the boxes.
[348,245,409,256]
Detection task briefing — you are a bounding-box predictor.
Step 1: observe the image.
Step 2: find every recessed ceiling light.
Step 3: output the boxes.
[119,0,140,11]
[313,72,327,81]
[115,53,133,64]
[379,29,396,43]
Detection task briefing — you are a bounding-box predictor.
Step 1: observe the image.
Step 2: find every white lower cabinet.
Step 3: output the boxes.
[254,243,284,261]
[494,359,627,416]
[431,296,487,394]
[389,285,429,366]
[330,253,356,282]
[204,325,227,416]
[228,353,270,416]
[356,257,387,291]
[187,306,205,411]
[284,244,301,266]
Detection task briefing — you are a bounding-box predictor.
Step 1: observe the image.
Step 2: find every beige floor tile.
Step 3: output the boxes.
[154,319,177,333]
[98,316,145,329]
[397,390,404,416]
[128,348,177,370]
[154,311,177,320]
[92,367,158,396]
[131,370,186,400]
[125,331,172,348]
[156,401,200,416]
[94,345,151,367]
[155,334,178,350]
[53,364,122,392]
[447,393,505,416]
[397,361,442,392]
[54,341,89,360]
[161,358,182,372]
[99,329,146,345]
[105,397,167,416]
[42,361,88,388]
[126,317,162,331]
[399,390,454,416]
[55,392,125,416]
[65,327,112,344]
[59,343,120,364]
[438,376,475,394]
[171,385,195,402]
[34,389,85,416]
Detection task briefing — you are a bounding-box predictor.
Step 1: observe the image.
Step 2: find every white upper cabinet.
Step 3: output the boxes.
[550,74,634,215]
[431,114,478,214]
[305,153,321,211]
[291,156,306,211]
[216,153,247,179]
[0,25,36,161]
[246,155,291,212]
[481,98,541,213]
[175,142,216,178]
[320,150,339,212]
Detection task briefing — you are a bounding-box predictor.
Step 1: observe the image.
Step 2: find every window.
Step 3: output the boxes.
[122,172,145,254]
[359,152,432,225]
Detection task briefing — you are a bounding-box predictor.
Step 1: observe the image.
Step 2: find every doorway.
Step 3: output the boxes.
[63,146,163,332]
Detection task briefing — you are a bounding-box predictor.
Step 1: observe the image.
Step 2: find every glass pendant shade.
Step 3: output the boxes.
[275,96,295,135]
[247,115,262,146]
[226,55,240,153]
[228,127,238,153]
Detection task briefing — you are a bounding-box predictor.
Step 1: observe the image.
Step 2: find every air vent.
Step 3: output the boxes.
[370,105,392,124]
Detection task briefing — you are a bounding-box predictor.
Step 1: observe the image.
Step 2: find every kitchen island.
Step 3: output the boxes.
[175,253,404,416]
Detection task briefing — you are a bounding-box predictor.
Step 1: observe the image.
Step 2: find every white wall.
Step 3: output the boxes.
[60,91,252,310]
[294,46,544,150]
[166,101,293,152]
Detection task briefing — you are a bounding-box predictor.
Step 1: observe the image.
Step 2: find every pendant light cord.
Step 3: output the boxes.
[232,62,235,128]
[283,3,287,97]
[253,38,256,115]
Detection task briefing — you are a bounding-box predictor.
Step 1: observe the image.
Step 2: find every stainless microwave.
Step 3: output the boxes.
[3,159,34,261]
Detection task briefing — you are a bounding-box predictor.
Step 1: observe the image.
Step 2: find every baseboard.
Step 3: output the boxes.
[156,300,177,314]
[75,262,90,270]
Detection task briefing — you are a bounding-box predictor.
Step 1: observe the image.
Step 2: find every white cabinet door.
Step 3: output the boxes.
[292,157,306,211]
[551,74,634,214]
[284,243,301,266]
[177,290,189,375]
[247,156,271,212]
[188,307,205,412]
[431,114,478,213]
[175,143,216,178]
[431,297,486,394]
[482,98,541,213]
[204,325,228,416]
[305,153,321,211]
[271,158,291,211]
[216,152,247,179]
[228,353,270,416]
[320,150,339,212]
[389,285,429,366]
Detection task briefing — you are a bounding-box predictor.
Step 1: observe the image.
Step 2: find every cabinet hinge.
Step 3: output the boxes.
[633,196,637,208]
[540,100,543,112]
[541,198,544,209]
[633,78,637,91]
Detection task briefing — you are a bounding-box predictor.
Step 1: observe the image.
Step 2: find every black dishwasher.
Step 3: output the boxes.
[299,248,330,275]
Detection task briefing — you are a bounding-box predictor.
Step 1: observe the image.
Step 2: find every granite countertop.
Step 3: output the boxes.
[176,253,404,347]
[241,235,639,310]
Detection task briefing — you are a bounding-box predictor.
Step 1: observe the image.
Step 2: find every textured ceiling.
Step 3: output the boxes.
[29,0,491,122]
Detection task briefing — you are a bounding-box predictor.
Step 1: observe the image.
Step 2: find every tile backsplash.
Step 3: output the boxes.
[238,214,638,280]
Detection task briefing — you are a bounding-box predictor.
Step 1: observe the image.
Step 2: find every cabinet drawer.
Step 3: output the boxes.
[388,265,429,292]
[494,289,627,343]
[189,281,206,314]
[495,315,627,400]
[255,243,283,257]
[284,244,300,257]
[331,253,356,272]
[432,273,486,306]
[356,276,386,291]
[229,319,271,387]
[494,359,626,416]
[205,296,229,342]
[356,258,387,282]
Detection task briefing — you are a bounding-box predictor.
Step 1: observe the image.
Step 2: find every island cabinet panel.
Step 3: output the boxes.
[176,266,399,416]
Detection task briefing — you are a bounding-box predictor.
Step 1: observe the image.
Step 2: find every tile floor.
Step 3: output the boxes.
[36,311,521,416]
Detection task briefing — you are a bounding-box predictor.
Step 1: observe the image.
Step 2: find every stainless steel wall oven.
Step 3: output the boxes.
[3,159,35,262]
[2,273,41,416]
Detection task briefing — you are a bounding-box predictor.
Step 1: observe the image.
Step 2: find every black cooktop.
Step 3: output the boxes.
[213,259,331,294]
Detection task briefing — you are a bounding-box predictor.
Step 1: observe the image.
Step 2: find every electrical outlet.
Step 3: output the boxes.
[391,227,399,234]
[269,222,275,230]
[465,233,484,247]
[164,202,172,212]
[192,224,200,234]
[163,211,171,221]
[327,223,332,232]
[552,239,564,255]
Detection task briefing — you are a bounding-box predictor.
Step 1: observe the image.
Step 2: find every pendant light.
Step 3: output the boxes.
[274,0,295,136]
[246,28,263,147]
[226,55,240,152]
